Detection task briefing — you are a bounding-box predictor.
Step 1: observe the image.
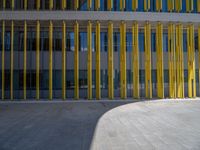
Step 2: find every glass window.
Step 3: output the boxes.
[139,70,145,83]
[193,0,197,13]
[27,0,36,10]
[53,0,61,10]
[15,0,23,10]
[40,0,49,10]
[125,0,132,11]
[92,32,95,51]
[5,70,10,90]
[100,32,108,52]
[40,70,48,90]
[113,0,120,11]
[0,29,2,51]
[66,70,74,89]
[114,70,119,89]
[164,70,169,83]
[79,70,87,89]
[5,0,11,9]
[150,0,156,12]
[162,0,168,12]
[195,33,198,51]
[151,32,156,52]
[184,69,188,82]
[27,30,36,51]
[5,31,11,51]
[66,32,74,51]
[152,70,157,83]
[114,32,120,52]
[182,0,186,13]
[14,29,24,51]
[41,31,49,51]
[183,33,187,52]
[53,31,62,51]
[79,32,87,51]
[138,0,144,11]
[0,0,3,9]
[100,0,107,11]
[101,70,108,89]
[139,32,144,51]
[53,70,61,90]
[126,32,132,51]
[163,33,168,52]
[66,0,74,10]
[79,0,87,10]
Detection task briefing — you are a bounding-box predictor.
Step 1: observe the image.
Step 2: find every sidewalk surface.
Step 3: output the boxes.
[0,99,200,150]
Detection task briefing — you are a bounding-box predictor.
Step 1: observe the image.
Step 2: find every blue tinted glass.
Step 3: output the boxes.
[125,0,132,11]
[138,0,144,11]
[79,0,87,10]
[100,32,107,52]
[162,0,168,12]
[100,0,107,11]
[182,0,186,13]
[114,32,120,52]
[5,32,11,51]
[79,32,87,51]
[139,32,144,51]
[113,0,120,11]
[193,0,197,13]
[126,32,132,51]
[163,33,168,52]
[151,33,156,52]
[150,0,156,12]
[183,33,187,52]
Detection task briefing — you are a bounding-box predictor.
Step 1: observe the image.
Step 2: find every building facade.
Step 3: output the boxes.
[0,0,200,100]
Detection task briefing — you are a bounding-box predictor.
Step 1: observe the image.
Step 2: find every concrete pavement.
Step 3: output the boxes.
[0,99,200,150]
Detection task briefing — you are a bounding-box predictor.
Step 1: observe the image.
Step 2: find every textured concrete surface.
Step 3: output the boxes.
[0,100,200,150]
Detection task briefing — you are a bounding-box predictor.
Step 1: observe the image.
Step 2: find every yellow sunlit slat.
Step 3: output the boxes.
[156,0,162,11]
[168,0,174,12]
[198,26,200,96]
[120,21,127,99]
[168,23,176,98]
[49,0,53,10]
[198,0,200,12]
[87,21,92,99]
[108,22,114,99]
[175,0,182,12]
[62,0,66,10]
[74,21,79,99]
[23,21,27,100]
[62,21,66,99]
[75,0,79,10]
[132,22,139,98]
[187,24,196,97]
[144,22,152,98]
[156,22,164,98]
[37,0,40,10]
[3,0,5,9]
[175,24,184,98]
[96,21,101,99]
[11,0,14,10]
[24,0,27,10]
[186,0,193,12]
[144,0,150,11]
[108,0,113,11]
[95,0,100,10]
[132,0,138,11]
[88,0,92,10]
[49,21,53,100]
[120,0,125,11]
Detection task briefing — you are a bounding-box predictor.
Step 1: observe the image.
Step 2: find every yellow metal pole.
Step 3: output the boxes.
[168,23,176,98]
[49,21,53,100]
[95,0,100,10]
[107,0,113,11]
[175,0,182,12]
[144,0,150,11]
[88,0,92,10]
[24,0,27,10]
[2,21,5,100]
[3,0,5,9]
[156,0,162,11]
[96,21,101,99]
[36,21,40,100]
[75,0,79,10]
[156,22,164,98]
[120,0,125,11]
[132,22,139,98]
[186,0,193,12]
[144,22,152,98]
[74,21,79,100]
[198,0,200,12]
[132,0,138,11]
[10,21,14,100]
[108,22,114,99]
[36,0,40,10]
[168,0,174,12]
[62,21,66,99]
[87,21,92,99]
[120,21,127,99]
[23,21,27,100]
[62,0,66,10]
[49,0,53,10]
[187,24,196,97]
[11,0,14,10]
[176,24,184,98]
[198,26,200,96]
